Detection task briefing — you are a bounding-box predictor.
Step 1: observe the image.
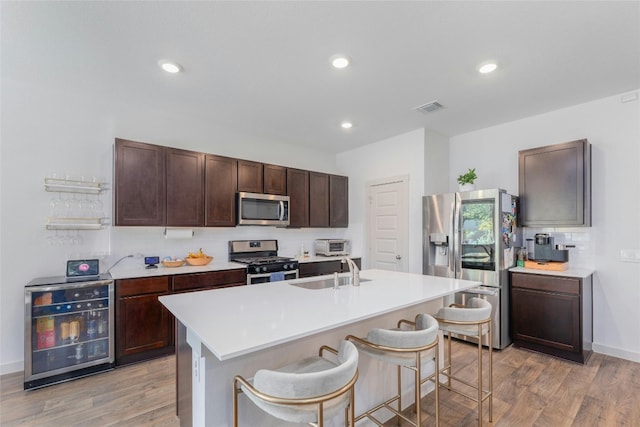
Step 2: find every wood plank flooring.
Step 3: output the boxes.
[1,341,639,426]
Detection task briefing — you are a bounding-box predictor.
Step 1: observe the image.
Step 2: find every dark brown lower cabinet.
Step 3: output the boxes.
[510,272,593,363]
[116,276,174,366]
[299,258,361,278]
[116,269,247,366]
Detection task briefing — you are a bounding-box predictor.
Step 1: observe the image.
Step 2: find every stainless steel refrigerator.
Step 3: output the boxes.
[423,188,520,349]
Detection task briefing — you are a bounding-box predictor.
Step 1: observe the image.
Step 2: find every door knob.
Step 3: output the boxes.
[395,255,402,260]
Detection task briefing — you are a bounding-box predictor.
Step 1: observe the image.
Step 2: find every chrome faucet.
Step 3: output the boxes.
[343,257,360,286]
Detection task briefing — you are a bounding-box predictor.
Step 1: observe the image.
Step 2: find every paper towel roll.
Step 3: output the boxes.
[164,228,194,239]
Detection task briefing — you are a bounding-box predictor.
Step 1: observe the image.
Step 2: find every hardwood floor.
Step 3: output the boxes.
[0,356,179,427]
[1,342,639,426]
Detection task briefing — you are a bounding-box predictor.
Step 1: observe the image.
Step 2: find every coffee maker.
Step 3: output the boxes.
[533,233,569,262]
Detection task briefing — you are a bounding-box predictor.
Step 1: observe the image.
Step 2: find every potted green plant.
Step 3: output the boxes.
[457,168,477,191]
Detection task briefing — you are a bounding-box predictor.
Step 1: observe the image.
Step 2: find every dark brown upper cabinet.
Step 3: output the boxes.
[114,138,166,226]
[309,172,330,227]
[237,160,264,193]
[286,168,310,227]
[166,148,205,227]
[264,164,287,195]
[205,154,237,227]
[329,174,349,228]
[519,139,591,227]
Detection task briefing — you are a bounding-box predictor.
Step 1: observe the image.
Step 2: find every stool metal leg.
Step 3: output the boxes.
[477,324,483,427]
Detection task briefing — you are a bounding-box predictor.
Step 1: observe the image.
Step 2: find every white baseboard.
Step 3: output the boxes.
[0,360,24,376]
[593,343,640,363]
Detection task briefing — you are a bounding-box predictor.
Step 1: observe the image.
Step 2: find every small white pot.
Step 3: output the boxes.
[458,183,475,191]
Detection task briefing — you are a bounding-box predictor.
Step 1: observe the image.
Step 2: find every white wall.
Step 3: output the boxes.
[336,129,425,274]
[449,90,640,362]
[0,78,343,374]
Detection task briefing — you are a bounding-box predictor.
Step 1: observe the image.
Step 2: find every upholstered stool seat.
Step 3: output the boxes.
[347,313,439,426]
[233,339,359,426]
[435,297,492,427]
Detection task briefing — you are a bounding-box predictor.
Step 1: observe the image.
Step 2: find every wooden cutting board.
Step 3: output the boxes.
[524,260,569,271]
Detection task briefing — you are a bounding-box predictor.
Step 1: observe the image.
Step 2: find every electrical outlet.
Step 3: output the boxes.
[620,249,640,262]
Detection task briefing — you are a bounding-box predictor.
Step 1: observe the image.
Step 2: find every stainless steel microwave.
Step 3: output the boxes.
[237,192,290,226]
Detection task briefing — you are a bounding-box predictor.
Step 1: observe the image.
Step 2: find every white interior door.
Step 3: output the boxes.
[366,176,409,272]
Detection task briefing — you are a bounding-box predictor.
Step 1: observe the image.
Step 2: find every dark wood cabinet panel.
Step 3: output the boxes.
[286,168,309,227]
[114,139,166,226]
[510,272,592,363]
[237,160,264,193]
[519,139,591,227]
[329,175,349,228]
[172,269,246,292]
[166,148,205,227]
[264,164,287,195]
[115,277,173,365]
[204,155,237,227]
[299,258,361,278]
[309,172,330,227]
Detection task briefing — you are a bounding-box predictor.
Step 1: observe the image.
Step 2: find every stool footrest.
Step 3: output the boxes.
[355,394,419,427]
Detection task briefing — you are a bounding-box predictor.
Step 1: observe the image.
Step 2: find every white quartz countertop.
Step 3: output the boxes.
[108,260,247,280]
[159,269,480,361]
[509,266,594,279]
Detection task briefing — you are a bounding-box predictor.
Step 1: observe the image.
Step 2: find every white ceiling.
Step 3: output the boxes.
[3,1,639,153]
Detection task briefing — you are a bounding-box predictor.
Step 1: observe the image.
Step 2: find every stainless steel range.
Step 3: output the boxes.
[229,240,299,285]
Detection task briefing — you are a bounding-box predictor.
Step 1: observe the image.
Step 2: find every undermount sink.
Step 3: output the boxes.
[290,276,372,290]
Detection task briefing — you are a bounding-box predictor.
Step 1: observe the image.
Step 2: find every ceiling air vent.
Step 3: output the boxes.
[415,101,444,114]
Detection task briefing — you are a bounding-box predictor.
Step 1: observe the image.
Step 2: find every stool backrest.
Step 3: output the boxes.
[253,340,358,399]
[366,313,438,349]
[436,297,492,322]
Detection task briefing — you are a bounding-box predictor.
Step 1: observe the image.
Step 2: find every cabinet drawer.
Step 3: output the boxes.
[117,276,170,297]
[172,269,246,292]
[511,273,580,295]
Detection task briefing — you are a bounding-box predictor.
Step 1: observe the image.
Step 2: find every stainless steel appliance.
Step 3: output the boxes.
[237,192,290,226]
[423,188,520,349]
[24,274,114,389]
[314,239,351,256]
[229,239,299,285]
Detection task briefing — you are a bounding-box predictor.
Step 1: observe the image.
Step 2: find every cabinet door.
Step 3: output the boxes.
[511,273,582,359]
[286,168,309,227]
[237,160,264,193]
[309,172,329,227]
[329,175,349,227]
[519,139,591,227]
[115,277,173,365]
[114,139,166,226]
[298,261,343,278]
[166,148,205,226]
[205,155,238,227]
[264,164,287,195]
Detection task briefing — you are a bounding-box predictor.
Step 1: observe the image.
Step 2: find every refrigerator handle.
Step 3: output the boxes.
[453,195,461,277]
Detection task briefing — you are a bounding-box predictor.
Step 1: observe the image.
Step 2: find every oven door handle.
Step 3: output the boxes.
[248,270,300,279]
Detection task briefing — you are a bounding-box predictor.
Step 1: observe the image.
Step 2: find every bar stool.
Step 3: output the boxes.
[233,339,359,427]
[346,313,440,426]
[435,297,492,427]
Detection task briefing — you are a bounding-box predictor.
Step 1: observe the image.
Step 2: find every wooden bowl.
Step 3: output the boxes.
[162,259,185,268]
[185,256,213,266]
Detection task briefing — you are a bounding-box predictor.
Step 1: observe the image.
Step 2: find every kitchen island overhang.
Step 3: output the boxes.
[160,269,481,426]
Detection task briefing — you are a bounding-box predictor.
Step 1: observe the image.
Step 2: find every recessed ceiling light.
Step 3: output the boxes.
[159,60,183,73]
[477,61,498,74]
[331,55,351,69]
[341,121,353,129]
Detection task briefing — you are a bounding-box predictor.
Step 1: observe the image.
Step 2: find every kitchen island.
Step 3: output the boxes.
[159,269,480,426]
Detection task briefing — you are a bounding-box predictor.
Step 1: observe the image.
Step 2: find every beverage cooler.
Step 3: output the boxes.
[24,275,115,389]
